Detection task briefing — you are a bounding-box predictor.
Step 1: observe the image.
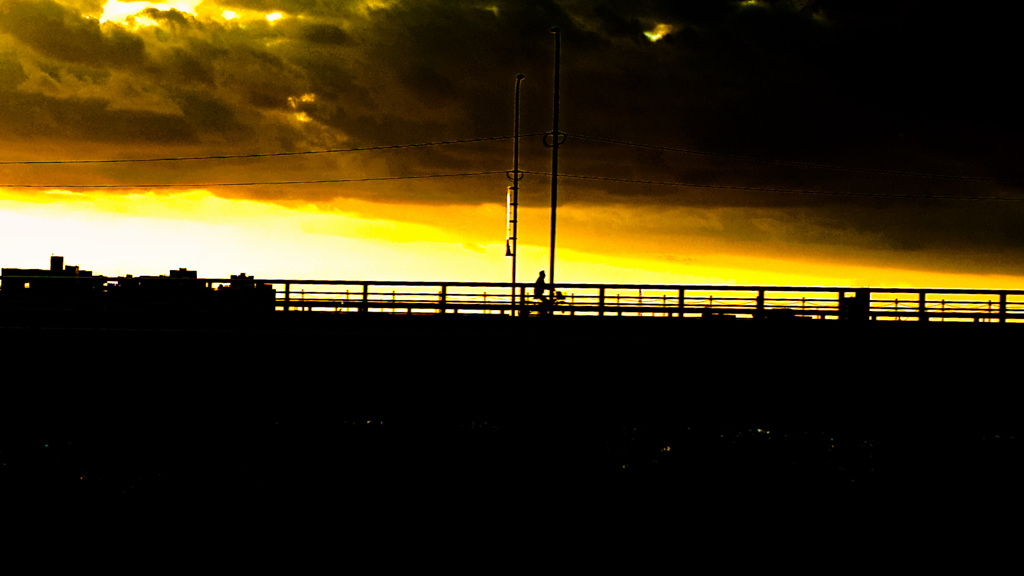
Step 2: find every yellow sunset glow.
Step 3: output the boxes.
[2,188,1019,291]
[97,1,284,26]
[0,188,511,280]
[289,94,317,106]
[359,0,400,15]
[99,0,201,24]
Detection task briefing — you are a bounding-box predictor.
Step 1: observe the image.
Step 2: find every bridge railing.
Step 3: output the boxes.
[258,280,1024,323]
[266,281,519,314]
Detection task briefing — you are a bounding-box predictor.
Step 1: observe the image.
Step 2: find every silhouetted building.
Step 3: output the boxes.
[1,258,275,314]
[0,256,105,304]
[112,267,209,308]
[217,273,275,312]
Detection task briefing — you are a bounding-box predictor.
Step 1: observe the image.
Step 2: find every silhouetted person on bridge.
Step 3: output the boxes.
[533,270,562,315]
[534,271,547,302]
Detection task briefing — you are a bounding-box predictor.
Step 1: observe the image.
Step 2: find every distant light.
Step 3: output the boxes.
[223,10,237,20]
[266,12,283,22]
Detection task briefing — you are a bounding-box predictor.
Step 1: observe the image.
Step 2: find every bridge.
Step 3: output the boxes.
[259,279,1024,323]
[4,268,1024,323]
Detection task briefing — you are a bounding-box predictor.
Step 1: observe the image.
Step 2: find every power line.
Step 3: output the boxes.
[2,171,505,189]
[4,129,1020,188]
[7,168,1022,201]
[4,130,1022,199]
[0,135,540,165]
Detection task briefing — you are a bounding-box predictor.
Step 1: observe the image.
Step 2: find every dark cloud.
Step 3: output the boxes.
[158,47,217,87]
[300,23,350,46]
[0,94,196,146]
[0,49,27,88]
[0,0,146,68]
[140,7,191,27]
[171,90,244,134]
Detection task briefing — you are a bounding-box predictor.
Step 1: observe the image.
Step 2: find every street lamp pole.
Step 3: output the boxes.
[507,73,525,313]
[547,26,563,292]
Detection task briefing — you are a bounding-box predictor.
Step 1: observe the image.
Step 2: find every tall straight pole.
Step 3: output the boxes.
[548,26,562,290]
[508,74,525,312]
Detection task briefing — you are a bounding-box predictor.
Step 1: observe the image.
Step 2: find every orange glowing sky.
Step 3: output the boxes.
[3,0,1024,289]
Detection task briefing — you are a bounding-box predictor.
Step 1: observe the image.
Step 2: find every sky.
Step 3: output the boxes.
[3,0,1024,288]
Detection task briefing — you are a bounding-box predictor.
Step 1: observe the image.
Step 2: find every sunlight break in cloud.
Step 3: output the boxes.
[644,23,674,42]
[99,0,201,24]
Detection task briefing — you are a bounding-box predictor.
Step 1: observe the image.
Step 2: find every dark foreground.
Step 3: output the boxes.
[1,311,1020,554]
